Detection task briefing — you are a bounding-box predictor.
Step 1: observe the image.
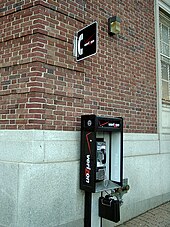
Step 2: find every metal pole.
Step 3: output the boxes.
[84,191,92,227]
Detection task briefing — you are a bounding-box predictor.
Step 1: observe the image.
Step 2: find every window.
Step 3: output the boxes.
[160,12,170,101]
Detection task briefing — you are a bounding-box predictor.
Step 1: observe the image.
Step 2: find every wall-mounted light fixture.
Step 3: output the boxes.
[108,16,121,35]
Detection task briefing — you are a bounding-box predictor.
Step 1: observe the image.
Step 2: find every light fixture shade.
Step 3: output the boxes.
[108,16,121,35]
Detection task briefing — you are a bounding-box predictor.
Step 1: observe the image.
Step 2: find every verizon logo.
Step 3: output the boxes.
[85,154,91,183]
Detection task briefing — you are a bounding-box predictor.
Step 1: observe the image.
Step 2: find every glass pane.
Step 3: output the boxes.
[162,25,169,44]
[162,43,169,56]
[162,81,169,100]
[161,62,169,80]
[160,41,163,54]
[159,23,162,40]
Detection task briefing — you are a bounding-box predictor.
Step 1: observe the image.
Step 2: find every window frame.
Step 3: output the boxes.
[159,11,170,102]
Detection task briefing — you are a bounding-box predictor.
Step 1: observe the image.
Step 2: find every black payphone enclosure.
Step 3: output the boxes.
[80,114,123,193]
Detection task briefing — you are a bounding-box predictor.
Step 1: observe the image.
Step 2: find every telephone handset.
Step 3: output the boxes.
[96,138,106,181]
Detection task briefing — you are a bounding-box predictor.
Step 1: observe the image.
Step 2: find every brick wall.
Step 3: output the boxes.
[0,0,157,132]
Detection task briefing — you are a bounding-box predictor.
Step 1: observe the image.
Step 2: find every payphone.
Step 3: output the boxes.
[80,114,123,193]
[80,115,129,226]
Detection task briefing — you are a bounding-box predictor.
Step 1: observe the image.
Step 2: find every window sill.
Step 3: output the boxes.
[162,99,170,107]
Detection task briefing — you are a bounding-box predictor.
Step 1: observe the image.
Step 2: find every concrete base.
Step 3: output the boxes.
[0,130,169,227]
[0,161,84,227]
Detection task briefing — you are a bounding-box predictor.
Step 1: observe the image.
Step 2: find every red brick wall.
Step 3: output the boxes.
[0,0,157,132]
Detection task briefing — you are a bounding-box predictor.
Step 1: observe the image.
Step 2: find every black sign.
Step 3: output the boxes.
[76,22,98,61]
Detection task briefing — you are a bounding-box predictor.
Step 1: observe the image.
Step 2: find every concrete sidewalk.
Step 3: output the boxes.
[118,201,170,227]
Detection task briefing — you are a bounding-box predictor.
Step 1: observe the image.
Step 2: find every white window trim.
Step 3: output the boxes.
[159,1,170,13]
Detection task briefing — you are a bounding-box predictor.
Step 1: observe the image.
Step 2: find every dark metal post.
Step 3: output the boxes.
[84,191,92,227]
